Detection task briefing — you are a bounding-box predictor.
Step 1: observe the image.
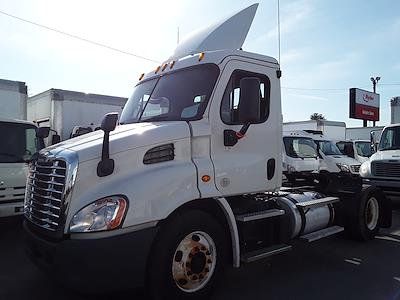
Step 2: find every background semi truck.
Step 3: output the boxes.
[23,4,391,299]
[360,123,400,200]
[28,88,127,142]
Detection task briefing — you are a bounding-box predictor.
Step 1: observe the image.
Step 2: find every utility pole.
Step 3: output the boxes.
[370,76,381,127]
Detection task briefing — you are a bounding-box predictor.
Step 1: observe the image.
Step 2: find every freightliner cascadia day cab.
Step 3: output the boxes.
[360,123,400,200]
[282,131,319,183]
[0,118,48,217]
[23,4,392,299]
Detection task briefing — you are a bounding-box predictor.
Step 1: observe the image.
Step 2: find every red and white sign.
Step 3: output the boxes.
[349,88,380,121]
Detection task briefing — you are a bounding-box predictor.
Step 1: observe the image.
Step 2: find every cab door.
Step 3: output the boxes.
[208,59,282,196]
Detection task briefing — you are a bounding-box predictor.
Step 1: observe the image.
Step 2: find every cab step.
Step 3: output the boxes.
[296,196,339,209]
[235,209,285,222]
[241,244,292,263]
[299,226,344,242]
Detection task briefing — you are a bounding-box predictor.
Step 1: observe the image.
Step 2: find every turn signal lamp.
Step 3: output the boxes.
[199,52,205,61]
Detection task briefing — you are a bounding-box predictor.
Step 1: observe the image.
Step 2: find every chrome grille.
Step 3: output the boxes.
[25,159,67,231]
[350,165,360,173]
[372,162,400,178]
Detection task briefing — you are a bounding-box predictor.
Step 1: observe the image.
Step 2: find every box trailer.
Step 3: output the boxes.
[283,120,346,140]
[0,79,27,120]
[345,126,384,141]
[27,89,127,141]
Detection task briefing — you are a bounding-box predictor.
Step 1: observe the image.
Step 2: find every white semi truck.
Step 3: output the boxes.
[23,4,392,299]
[360,123,400,200]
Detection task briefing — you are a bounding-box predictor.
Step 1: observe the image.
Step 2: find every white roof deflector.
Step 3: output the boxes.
[168,3,259,61]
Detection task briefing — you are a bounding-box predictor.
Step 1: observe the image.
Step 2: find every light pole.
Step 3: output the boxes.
[370,76,380,126]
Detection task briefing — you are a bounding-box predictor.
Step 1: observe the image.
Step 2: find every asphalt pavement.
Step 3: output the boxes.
[1,206,400,300]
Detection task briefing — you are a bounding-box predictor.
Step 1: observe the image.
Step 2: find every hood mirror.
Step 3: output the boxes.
[97,113,119,177]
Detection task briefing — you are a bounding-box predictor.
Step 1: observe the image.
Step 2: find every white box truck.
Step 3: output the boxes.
[283,120,346,140]
[27,89,127,142]
[23,4,391,299]
[0,79,49,217]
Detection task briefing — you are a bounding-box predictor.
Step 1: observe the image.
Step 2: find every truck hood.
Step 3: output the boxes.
[370,150,400,162]
[44,122,191,163]
[328,155,360,166]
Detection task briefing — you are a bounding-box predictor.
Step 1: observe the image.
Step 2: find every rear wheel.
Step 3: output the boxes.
[147,210,227,300]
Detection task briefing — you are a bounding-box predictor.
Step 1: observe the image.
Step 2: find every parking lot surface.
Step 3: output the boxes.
[1,206,400,300]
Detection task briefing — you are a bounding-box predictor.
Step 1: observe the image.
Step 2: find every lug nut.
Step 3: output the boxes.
[207,259,212,264]
[192,275,198,280]
[174,251,183,262]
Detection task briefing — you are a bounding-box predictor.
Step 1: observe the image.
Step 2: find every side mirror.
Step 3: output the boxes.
[370,131,377,152]
[101,112,119,132]
[97,112,119,177]
[36,126,50,138]
[51,134,61,145]
[238,77,261,123]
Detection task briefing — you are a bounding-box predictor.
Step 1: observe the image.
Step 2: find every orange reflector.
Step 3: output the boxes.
[170,60,176,69]
[201,175,211,183]
[138,73,145,80]
[161,63,168,71]
[155,66,161,74]
[198,52,205,61]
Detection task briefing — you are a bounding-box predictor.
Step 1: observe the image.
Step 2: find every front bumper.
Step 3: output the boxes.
[362,177,400,200]
[0,201,24,217]
[23,220,159,293]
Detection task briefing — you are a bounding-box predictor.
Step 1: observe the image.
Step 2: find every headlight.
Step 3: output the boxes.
[336,163,350,173]
[360,163,369,176]
[69,196,128,233]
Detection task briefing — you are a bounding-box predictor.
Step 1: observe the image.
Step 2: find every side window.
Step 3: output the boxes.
[221,70,270,125]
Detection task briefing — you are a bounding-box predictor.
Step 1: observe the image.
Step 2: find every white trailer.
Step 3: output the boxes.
[345,126,384,141]
[27,89,127,141]
[284,120,346,140]
[0,78,27,119]
[24,5,391,299]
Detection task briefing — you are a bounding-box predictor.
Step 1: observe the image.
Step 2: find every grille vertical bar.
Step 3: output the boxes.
[24,160,67,231]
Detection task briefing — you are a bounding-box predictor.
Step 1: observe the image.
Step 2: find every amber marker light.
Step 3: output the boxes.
[139,73,145,81]
[170,60,176,69]
[198,52,205,61]
[161,63,168,71]
[109,197,127,230]
[155,66,161,74]
[201,175,211,183]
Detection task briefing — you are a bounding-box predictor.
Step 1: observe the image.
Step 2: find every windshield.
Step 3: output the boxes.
[355,141,373,157]
[120,64,219,124]
[315,140,343,156]
[283,137,317,158]
[379,126,400,151]
[0,122,44,163]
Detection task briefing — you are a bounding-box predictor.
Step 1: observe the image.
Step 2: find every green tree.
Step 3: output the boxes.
[310,113,326,120]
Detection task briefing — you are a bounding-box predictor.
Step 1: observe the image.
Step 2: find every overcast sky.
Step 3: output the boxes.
[1,0,399,127]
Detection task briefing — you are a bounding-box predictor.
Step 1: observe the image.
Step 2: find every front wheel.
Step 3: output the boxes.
[347,189,382,241]
[146,210,227,300]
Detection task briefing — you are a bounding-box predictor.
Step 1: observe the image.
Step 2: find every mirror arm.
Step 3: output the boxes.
[97,130,114,177]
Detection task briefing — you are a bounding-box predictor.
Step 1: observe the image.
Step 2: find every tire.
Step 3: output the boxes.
[347,189,381,241]
[146,210,227,300]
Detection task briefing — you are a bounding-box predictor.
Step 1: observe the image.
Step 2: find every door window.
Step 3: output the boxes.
[220,70,270,125]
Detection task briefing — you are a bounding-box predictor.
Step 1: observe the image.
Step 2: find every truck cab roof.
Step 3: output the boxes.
[0,117,37,127]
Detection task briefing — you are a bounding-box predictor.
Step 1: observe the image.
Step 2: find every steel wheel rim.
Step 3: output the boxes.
[365,197,379,230]
[172,231,217,293]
